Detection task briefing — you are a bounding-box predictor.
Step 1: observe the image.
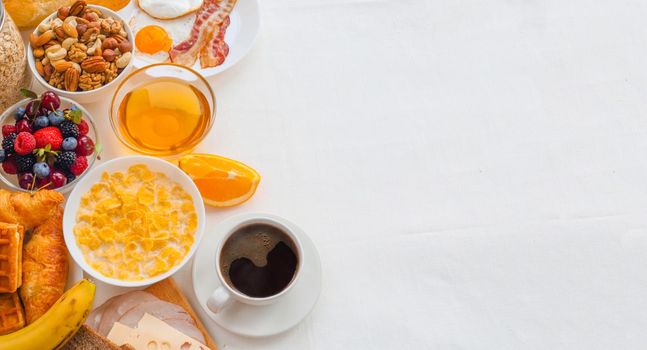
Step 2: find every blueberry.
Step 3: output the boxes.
[0,149,5,162]
[48,110,65,126]
[34,116,49,129]
[70,105,80,112]
[14,107,26,120]
[62,137,77,151]
[33,162,50,178]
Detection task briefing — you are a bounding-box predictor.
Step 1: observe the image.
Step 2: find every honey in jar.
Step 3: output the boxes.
[117,79,211,155]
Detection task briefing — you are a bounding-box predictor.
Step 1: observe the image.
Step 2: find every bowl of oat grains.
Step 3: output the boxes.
[0,0,31,111]
[27,1,134,103]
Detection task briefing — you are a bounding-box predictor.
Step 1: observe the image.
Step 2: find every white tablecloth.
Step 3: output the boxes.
[76,0,647,348]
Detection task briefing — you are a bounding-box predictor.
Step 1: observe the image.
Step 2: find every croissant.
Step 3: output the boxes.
[19,206,68,324]
[0,189,64,231]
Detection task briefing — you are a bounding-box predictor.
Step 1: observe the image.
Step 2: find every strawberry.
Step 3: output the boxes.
[2,125,16,137]
[33,127,63,150]
[78,120,89,136]
[2,156,17,175]
[13,132,36,156]
[70,155,88,176]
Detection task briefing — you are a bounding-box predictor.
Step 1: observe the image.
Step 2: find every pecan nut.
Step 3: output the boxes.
[69,1,87,17]
[64,68,80,91]
[109,34,128,44]
[81,56,107,73]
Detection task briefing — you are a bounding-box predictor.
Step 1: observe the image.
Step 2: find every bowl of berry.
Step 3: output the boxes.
[0,89,99,192]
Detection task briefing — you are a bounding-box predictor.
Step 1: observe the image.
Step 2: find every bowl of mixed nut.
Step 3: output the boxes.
[27,1,134,103]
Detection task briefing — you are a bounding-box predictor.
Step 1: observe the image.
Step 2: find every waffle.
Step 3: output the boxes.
[0,293,25,334]
[0,223,23,293]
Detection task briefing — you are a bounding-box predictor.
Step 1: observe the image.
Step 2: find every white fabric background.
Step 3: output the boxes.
[64,0,647,348]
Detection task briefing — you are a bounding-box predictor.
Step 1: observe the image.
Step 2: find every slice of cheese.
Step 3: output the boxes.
[107,315,210,350]
[137,313,210,350]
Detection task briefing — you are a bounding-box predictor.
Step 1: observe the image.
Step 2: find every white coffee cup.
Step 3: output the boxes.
[207,214,304,313]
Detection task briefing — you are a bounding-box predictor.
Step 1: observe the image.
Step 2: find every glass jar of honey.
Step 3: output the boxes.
[0,0,30,111]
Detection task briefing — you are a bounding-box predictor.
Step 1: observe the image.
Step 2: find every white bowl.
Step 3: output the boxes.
[63,156,206,287]
[28,5,135,104]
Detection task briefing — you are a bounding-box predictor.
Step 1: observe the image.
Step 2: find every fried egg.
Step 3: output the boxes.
[130,8,195,62]
[137,0,203,19]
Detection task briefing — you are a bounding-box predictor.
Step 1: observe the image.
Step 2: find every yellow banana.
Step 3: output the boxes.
[0,279,96,350]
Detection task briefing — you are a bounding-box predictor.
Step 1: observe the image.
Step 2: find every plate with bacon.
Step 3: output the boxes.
[117,0,259,77]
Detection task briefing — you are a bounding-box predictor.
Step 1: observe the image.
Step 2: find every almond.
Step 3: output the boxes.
[53,60,73,73]
[30,30,55,48]
[35,61,45,77]
[63,23,78,38]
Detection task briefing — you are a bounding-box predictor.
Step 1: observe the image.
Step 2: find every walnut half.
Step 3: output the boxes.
[79,72,104,91]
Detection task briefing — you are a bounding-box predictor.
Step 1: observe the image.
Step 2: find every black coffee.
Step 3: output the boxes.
[220,223,298,298]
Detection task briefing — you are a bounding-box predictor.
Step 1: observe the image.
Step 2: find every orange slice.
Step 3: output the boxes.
[178,154,261,208]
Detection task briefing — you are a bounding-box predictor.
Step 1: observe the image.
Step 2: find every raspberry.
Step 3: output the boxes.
[2,156,17,175]
[2,133,17,154]
[33,127,63,150]
[59,121,79,138]
[13,132,36,156]
[55,151,76,171]
[2,125,16,137]
[14,155,35,173]
[70,155,88,176]
[78,120,89,136]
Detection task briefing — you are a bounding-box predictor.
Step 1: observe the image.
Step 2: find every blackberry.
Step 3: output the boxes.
[2,133,16,154]
[59,121,79,138]
[15,155,35,173]
[55,151,76,171]
[65,172,76,183]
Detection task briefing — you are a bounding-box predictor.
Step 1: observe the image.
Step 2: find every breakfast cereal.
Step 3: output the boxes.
[74,164,197,280]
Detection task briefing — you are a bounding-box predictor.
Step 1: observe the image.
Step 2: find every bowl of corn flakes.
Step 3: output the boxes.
[63,155,206,287]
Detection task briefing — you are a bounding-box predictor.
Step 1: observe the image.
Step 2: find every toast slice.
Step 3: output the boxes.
[62,324,135,350]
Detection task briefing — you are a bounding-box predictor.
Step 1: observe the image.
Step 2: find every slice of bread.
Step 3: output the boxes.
[62,324,135,350]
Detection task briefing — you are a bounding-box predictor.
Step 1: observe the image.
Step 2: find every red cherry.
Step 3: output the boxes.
[2,157,18,175]
[40,91,61,112]
[16,119,32,134]
[76,135,95,156]
[24,101,39,118]
[35,177,51,189]
[48,170,67,189]
[18,173,35,190]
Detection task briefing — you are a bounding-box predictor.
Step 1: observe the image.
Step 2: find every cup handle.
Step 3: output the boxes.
[207,287,233,313]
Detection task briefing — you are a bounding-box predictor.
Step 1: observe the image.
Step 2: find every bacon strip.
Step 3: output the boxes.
[199,15,230,68]
[169,0,237,67]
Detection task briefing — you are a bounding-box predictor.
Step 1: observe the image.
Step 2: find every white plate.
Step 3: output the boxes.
[63,156,206,288]
[192,213,322,338]
[118,0,260,77]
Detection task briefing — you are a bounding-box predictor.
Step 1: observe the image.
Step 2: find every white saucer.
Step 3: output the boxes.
[191,213,322,338]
